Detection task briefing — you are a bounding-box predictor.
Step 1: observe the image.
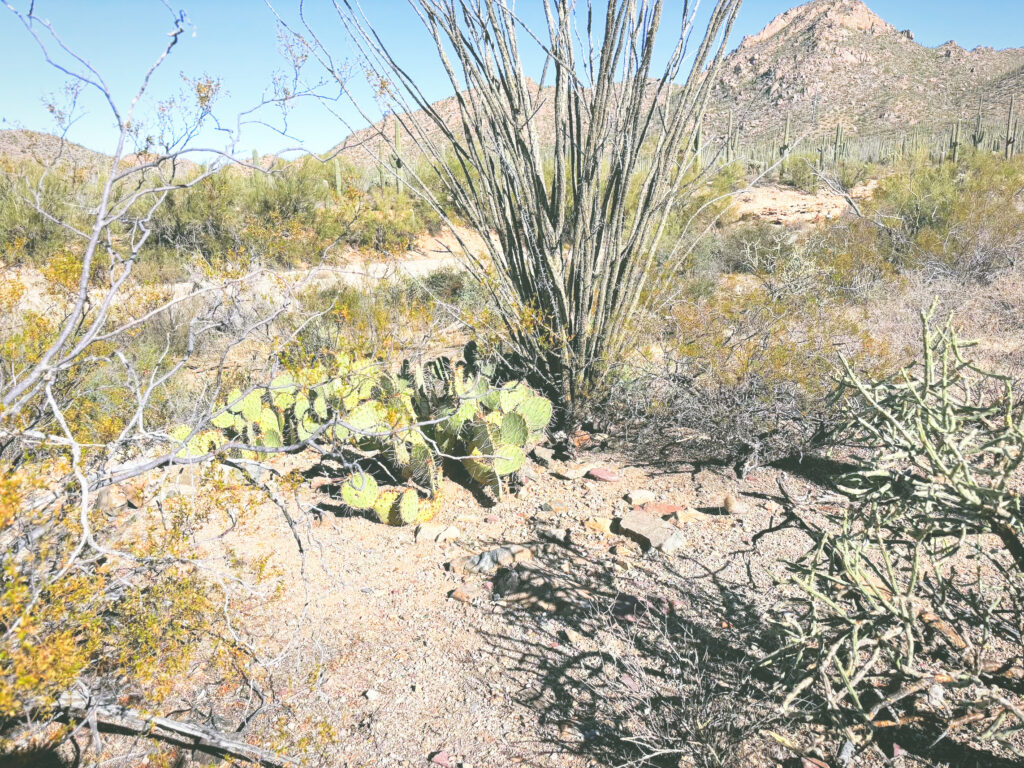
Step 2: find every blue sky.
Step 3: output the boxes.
[1,0,1022,155]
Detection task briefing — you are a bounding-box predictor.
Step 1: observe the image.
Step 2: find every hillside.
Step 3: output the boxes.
[336,0,1024,164]
[0,129,109,168]
[711,0,1024,138]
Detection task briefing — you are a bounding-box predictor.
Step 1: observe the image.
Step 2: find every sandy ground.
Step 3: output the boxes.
[132,440,834,768]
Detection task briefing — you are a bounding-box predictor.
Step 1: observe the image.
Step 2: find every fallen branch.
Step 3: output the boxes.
[58,698,297,767]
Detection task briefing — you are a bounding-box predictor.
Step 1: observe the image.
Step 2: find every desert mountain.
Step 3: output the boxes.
[336,0,1024,165]
[710,0,1024,137]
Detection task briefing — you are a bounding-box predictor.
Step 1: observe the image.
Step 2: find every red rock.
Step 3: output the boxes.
[429,750,453,767]
[640,501,685,517]
[585,467,619,482]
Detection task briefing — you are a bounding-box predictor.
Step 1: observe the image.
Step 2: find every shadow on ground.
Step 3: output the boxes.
[476,520,1024,768]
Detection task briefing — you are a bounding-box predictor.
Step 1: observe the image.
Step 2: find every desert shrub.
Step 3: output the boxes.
[862,153,1024,282]
[609,223,895,474]
[344,185,441,255]
[0,458,225,756]
[782,155,821,194]
[0,160,87,266]
[765,308,1024,763]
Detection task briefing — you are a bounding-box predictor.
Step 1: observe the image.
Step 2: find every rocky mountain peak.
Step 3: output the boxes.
[739,0,895,50]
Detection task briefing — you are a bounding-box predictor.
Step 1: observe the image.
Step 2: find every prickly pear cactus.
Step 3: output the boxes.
[188,346,552,524]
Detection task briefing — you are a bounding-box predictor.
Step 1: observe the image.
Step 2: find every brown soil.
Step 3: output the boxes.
[141,443,830,768]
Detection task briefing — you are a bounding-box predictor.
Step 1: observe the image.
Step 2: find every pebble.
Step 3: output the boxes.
[363,689,380,701]
[624,489,656,505]
[585,467,619,483]
[583,516,613,534]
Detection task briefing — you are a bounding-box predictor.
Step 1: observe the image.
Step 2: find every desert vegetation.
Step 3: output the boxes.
[3,0,1024,767]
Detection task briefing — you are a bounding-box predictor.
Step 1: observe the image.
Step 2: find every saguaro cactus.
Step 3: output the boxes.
[1006,96,1017,160]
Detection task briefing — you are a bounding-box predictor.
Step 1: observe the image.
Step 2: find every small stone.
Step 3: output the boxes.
[496,548,515,568]
[429,750,453,768]
[624,489,656,506]
[586,467,619,483]
[485,515,500,524]
[363,689,380,701]
[583,516,613,535]
[558,723,575,741]
[448,587,473,604]
[619,509,687,554]
[721,492,744,514]
[641,501,685,517]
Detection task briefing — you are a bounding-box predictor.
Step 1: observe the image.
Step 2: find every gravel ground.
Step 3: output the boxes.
[162,440,843,768]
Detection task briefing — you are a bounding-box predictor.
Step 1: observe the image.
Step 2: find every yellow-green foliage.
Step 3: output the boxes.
[1,155,443,281]
[859,152,1024,279]
[0,460,213,744]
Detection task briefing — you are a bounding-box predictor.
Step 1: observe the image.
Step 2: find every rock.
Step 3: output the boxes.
[640,501,685,517]
[557,463,597,480]
[619,509,687,554]
[448,587,474,604]
[583,516,613,535]
[531,445,555,467]
[414,523,461,543]
[586,467,619,483]
[624,489,656,506]
[721,492,744,514]
[363,689,381,701]
[429,750,453,768]
[668,509,709,527]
